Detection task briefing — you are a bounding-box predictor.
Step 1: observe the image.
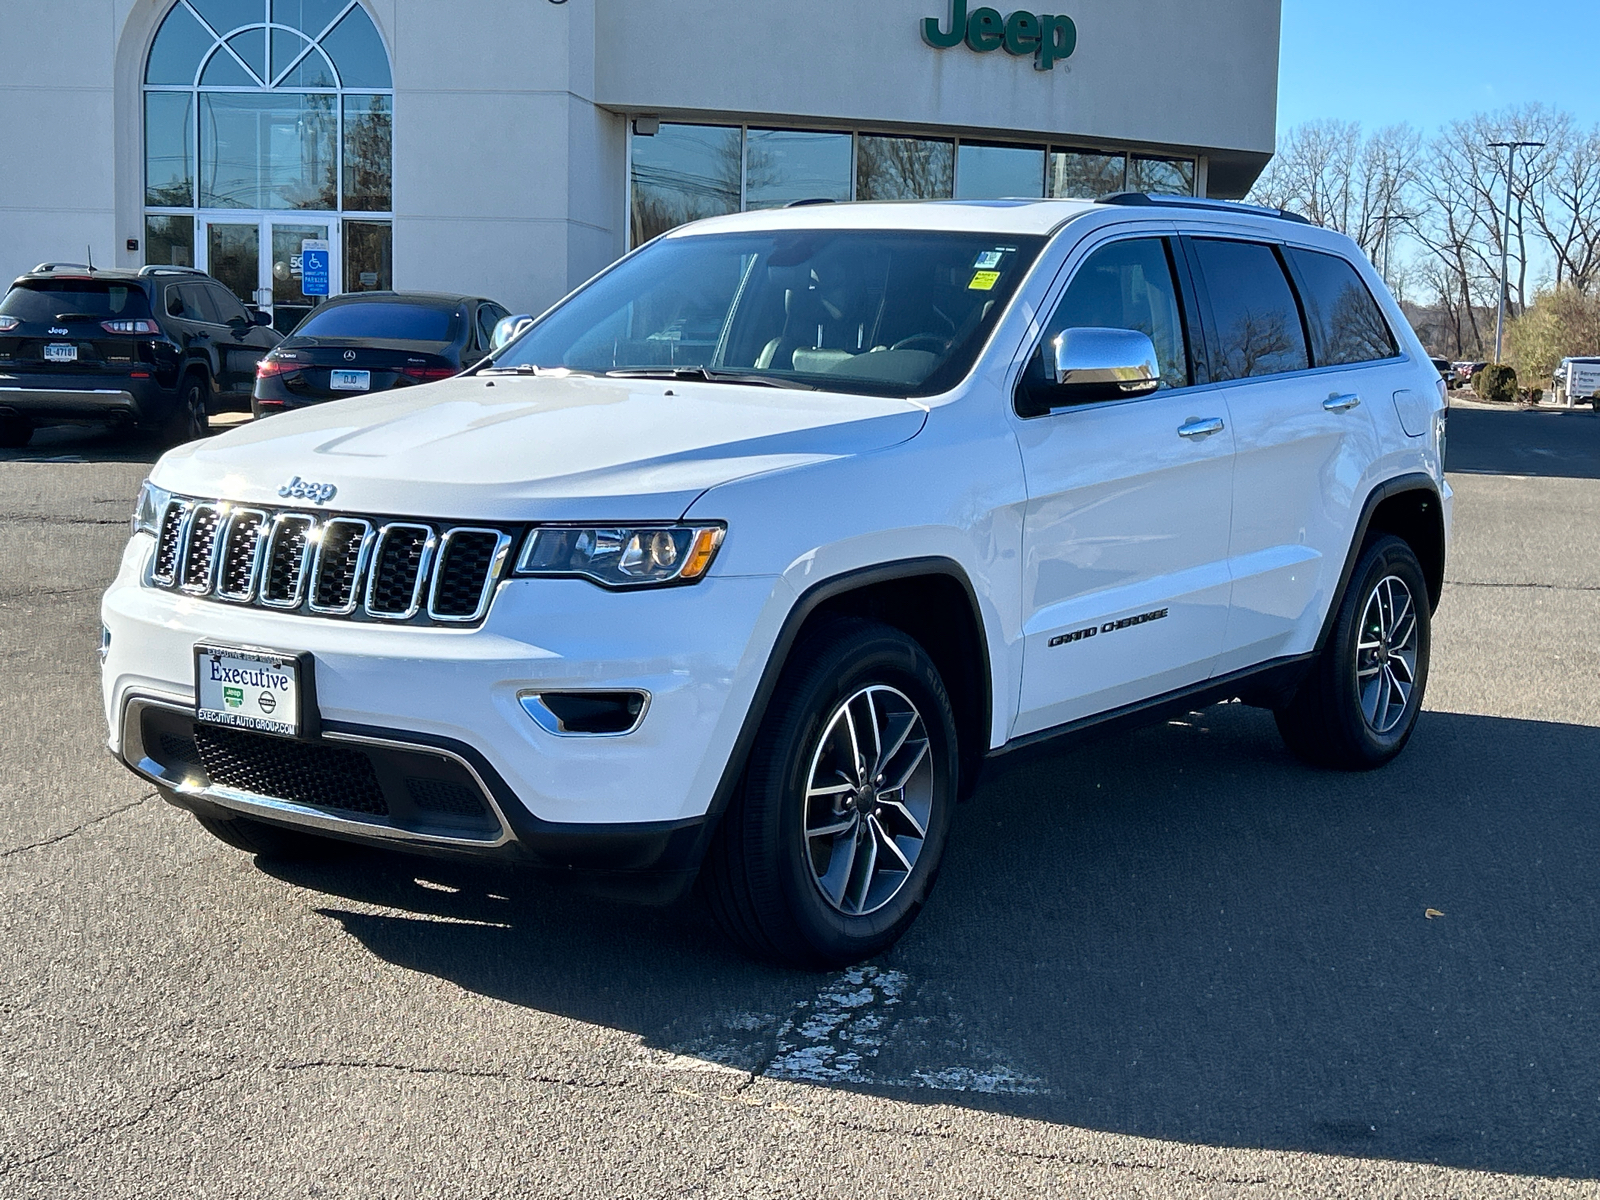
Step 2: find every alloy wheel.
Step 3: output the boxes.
[1355,574,1419,735]
[803,684,934,916]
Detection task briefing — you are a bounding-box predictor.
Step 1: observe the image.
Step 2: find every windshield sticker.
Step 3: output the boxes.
[973,250,1004,269]
[968,270,1001,291]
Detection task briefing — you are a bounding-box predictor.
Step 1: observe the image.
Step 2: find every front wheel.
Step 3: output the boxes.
[703,618,958,968]
[1275,535,1431,769]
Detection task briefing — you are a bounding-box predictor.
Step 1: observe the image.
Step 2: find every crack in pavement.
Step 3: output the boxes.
[1444,579,1600,592]
[0,794,157,860]
[1,514,130,526]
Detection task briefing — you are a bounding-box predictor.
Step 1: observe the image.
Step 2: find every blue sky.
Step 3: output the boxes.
[1277,0,1600,135]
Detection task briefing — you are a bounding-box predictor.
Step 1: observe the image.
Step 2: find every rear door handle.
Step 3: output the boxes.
[1324,393,1361,412]
[1177,416,1225,439]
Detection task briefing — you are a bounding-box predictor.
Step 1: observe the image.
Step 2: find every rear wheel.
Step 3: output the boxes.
[161,376,210,447]
[194,812,332,859]
[0,415,32,448]
[1275,535,1431,769]
[704,618,957,968]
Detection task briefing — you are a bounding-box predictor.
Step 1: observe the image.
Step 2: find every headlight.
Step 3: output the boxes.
[514,524,725,588]
[132,480,171,537]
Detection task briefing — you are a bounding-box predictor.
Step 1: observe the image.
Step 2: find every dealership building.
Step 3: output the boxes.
[2,0,1281,324]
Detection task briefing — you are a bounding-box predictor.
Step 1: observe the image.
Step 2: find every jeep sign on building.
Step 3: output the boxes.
[0,0,1281,320]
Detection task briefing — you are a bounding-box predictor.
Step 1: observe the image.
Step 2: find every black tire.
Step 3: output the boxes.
[1275,535,1431,770]
[161,375,210,447]
[0,415,32,449]
[194,811,332,858]
[703,618,958,969]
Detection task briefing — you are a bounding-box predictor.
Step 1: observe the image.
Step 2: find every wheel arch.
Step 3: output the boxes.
[694,558,995,876]
[1316,473,1446,655]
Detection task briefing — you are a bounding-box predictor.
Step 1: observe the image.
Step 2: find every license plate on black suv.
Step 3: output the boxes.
[194,645,305,737]
[44,343,77,363]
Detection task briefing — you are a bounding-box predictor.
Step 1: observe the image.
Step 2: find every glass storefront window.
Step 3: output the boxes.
[856,135,953,201]
[630,123,742,246]
[955,143,1045,200]
[343,94,391,211]
[198,92,337,210]
[1129,156,1196,196]
[343,221,392,292]
[1047,149,1126,199]
[145,92,194,207]
[145,214,195,267]
[744,129,853,210]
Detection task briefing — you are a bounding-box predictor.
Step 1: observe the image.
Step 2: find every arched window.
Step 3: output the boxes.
[143,1,392,309]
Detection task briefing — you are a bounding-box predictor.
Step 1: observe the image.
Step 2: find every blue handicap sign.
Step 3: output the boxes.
[300,242,329,297]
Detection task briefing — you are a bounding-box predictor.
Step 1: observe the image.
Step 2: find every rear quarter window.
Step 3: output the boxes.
[0,280,153,321]
[1284,247,1399,366]
[294,302,460,341]
[1189,239,1309,380]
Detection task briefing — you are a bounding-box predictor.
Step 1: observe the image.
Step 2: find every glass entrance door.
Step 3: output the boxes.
[198,216,340,334]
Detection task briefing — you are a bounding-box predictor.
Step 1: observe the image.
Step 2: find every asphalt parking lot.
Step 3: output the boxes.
[2,404,1598,1198]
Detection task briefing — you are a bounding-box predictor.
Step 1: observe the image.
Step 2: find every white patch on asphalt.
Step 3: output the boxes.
[761,965,1042,1095]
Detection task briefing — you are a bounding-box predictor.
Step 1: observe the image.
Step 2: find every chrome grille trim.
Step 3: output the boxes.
[214,508,268,602]
[145,496,512,627]
[427,528,511,624]
[364,523,436,621]
[178,503,224,595]
[308,518,375,615]
[150,499,191,586]
[259,513,317,609]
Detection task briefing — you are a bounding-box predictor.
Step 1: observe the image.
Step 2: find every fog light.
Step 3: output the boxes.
[519,690,648,736]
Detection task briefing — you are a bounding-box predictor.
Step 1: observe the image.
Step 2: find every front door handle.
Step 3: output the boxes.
[1177,416,1225,439]
[1324,393,1361,412]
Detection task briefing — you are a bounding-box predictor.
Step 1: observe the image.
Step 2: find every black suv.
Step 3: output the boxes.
[0,263,281,448]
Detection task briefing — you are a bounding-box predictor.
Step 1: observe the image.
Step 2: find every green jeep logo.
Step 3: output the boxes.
[922,0,1077,70]
[222,686,244,709]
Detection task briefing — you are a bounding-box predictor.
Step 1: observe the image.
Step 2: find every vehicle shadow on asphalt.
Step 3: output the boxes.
[259,701,1600,1180]
[1446,406,1600,479]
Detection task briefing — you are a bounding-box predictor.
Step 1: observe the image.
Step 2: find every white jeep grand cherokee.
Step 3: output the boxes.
[102,194,1450,967]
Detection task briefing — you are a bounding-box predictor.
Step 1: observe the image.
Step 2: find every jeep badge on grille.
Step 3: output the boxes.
[278,476,338,505]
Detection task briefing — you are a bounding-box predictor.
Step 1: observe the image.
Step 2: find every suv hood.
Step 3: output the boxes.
[154,373,928,521]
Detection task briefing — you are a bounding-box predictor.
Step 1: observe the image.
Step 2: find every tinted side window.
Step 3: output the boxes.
[1285,247,1398,366]
[165,283,209,322]
[475,304,499,350]
[206,283,250,325]
[1190,239,1309,380]
[1043,238,1189,391]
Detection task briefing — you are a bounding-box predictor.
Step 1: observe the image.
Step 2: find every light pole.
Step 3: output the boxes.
[1489,139,1544,364]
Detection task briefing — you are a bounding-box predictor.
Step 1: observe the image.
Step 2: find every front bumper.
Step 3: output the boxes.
[101,533,789,876]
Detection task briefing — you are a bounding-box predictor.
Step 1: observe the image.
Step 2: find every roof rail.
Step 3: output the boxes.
[785,197,837,208]
[31,262,93,273]
[1099,192,1313,226]
[138,264,206,276]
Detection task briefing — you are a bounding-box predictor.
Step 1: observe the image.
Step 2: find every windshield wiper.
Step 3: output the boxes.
[606,366,816,390]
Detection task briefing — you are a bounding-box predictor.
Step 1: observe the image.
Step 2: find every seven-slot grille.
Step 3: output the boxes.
[147,497,511,625]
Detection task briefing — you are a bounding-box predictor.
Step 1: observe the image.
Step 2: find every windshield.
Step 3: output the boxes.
[292,302,460,342]
[491,229,1045,397]
[1,280,152,321]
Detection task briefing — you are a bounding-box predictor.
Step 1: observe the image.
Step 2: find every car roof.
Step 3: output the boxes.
[317,291,479,308]
[663,193,1312,241]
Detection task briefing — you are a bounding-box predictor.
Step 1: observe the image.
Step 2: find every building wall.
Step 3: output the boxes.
[0,0,1278,315]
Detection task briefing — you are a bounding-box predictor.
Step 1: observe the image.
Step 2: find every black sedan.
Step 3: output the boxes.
[252,292,510,416]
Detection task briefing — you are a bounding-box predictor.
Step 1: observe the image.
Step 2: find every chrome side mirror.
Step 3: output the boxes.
[1045,327,1161,394]
[491,313,535,352]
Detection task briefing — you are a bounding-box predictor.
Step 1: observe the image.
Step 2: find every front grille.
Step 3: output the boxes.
[148,498,512,627]
[194,724,389,815]
[310,519,371,613]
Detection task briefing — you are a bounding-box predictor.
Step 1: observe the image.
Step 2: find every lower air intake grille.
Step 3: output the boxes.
[405,776,491,819]
[194,725,389,815]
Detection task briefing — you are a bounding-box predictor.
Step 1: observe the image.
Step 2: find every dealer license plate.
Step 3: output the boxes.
[195,645,303,737]
[329,369,370,391]
[44,343,77,363]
